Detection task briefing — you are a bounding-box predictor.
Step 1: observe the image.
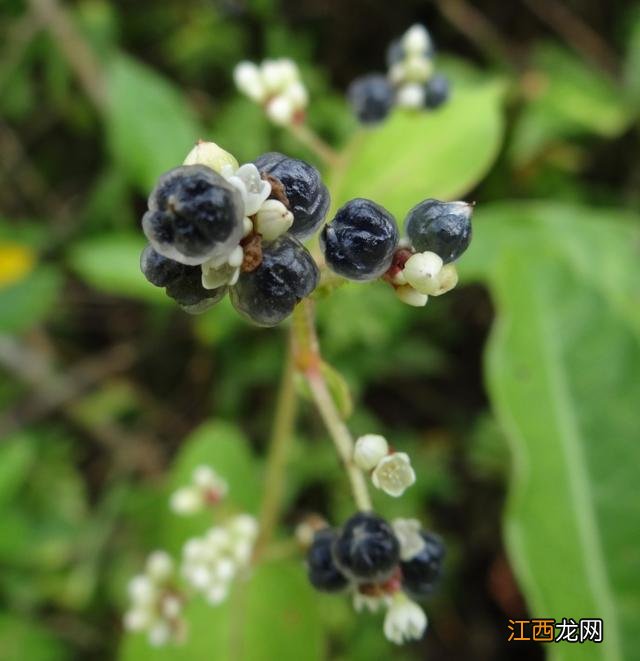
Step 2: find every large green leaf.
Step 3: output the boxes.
[461,202,640,660]
[120,561,323,661]
[328,81,505,220]
[106,55,201,191]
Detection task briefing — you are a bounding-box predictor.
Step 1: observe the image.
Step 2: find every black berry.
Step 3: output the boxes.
[320,198,399,281]
[333,512,400,582]
[253,152,330,240]
[401,531,445,599]
[405,199,472,263]
[142,165,243,265]
[230,234,319,327]
[347,74,394,125]
[140,244,226,314]
[424,74,450,110]
[307,529,349,592]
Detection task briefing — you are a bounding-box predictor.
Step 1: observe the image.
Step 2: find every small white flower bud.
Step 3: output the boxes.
[128,575,155,605]
[148,621,172,647]
[146,551,173,583]
[190,566,212,590]
[392,518,427,561]
[183,141,239,174]
[183,538,205,562]
[403,55,433,83]
[206,582,229,605]
[388,62,407,85]
[371,452,416,497]
[354,434,389,471]
[215,557,236,581]
[395,285,428,307]
[227,245,244,269]
[206,527,231,551]
[421,263,459,296]
[384,592,428,644]
[124,607,153,631]
[255,199,294,240]
[286,81,308,109]
[230,514,259,540]
[170,486,202,515]
[395,83,425,109]
[242,217,254,237]
[403,252,443,293]
[266,95,295,126]
[277,59,299,87]
[234,61,266,102]
[403,24,431,55]
[161,595,182,619]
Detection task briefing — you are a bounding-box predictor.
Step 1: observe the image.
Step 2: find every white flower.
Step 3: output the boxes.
[206,582,229,605]
[392,519,426,561]
[124,607,152,632]
[395,284,428,307]
[148,621,172,647]
[183,141,238,174]
[225,163,271,216]
[420,263,459,296]
[402,251,443,293]
[403,55,433,83]
[395,83,425,109]
[255,199,293,240]
[266,95,295,126]
[146,551,174,583]
[170,486,202,515]
[371,452,416,497]
[233,61,266,102]
[384,592,428,645]
[402,24,432,55]
[128,575,155,605]
[353,592,391,613]
[353,434,389,471]
[229,514,259,540]
[286,81,308,109]
[242,217,254,237]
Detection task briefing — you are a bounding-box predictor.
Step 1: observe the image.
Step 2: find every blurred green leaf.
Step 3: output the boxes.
[121,561,322,661]
[67,233,167,303]
[328,81,505,219]
[106,55,201,191]
[0,613,69,661]
[0,266,62,333]
[0,433,35,509]
[462,201,640,659]
[320,360,353,419]
[624,6,640,107]
[161,421,261,554]
[511,44,633,165]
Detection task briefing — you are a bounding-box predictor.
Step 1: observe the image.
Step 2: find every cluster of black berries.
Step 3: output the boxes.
[307,512,445,601]
[348,24,450,125]
[140,146,329,326]
[320,197,472,306]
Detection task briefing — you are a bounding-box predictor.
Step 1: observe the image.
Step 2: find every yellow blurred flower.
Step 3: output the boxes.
[0,243,36,288]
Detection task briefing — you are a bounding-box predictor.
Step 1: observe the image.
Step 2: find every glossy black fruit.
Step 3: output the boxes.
[404,199,472,263]
[307,529,349,592]
[140,244,226,314]
[424,74,450,109]
[347,74,394,124]
[230,234,319,326]
[253,152,330,240]
[333,512,400,582]
[401,531,445,599]
[142,165,243,265]
[320,198,399,281]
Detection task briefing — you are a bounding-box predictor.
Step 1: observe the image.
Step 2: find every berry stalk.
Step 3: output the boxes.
[293,300,372,511]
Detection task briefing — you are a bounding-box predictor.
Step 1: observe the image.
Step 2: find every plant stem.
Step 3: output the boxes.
[292,300,372,511]
[254,336,297,556]
[288,123,340,168]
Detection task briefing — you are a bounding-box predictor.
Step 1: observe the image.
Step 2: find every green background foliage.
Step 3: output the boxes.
[1,1,639,660]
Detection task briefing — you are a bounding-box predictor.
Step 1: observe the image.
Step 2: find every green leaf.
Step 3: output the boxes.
[161,421,261,554]
[461,201,640,660]
[0,433,35,509]
[120,561,323,661]
[105,55,201,191]
[328,81,505,220]
[0,266,62,333]
[67,233,168,304]
[511,44,633,165]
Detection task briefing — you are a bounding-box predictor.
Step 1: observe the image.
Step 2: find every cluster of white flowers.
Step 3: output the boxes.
[388,25,435,109]
[170,463,229,515]
[181,514,258,605]
[392,248,459,308]
[182,143,294,290]
[234,59,309,126]
[353,434,416,497]
[123,551,185,646]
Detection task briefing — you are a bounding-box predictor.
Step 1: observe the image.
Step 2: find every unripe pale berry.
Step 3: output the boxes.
[354,434,389,471]
[402,251,443,294]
